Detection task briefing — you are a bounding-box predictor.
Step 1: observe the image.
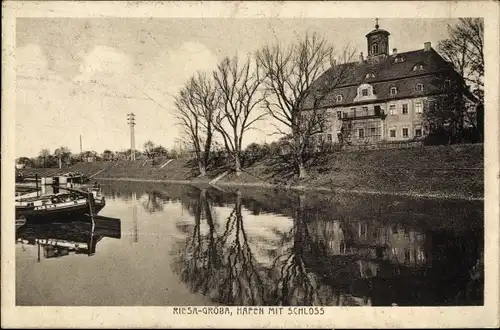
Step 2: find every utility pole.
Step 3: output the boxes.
[79,135,83,162]
[127,113,136,161]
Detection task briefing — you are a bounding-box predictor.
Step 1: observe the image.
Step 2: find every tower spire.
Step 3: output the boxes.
[375,18,379,29]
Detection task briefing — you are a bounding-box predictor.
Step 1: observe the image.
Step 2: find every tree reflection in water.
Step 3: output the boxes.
[141,191,166,213]
[270,194,324,305]
[216,190,267,305]
[180,188,223,299]
[173,189,348,306]
[172,189,266,305]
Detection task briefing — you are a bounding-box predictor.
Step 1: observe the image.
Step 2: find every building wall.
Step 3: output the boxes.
[319,96,431,144]
[382,97,427,141]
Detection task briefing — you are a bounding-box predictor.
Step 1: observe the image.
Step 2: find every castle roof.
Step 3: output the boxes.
[304,47,475,109]
[365,28,390,37]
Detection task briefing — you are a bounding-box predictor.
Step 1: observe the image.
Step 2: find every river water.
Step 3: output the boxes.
[16,181,484,306]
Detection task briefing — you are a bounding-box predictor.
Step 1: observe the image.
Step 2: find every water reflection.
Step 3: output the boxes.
[142,191,166,213]
[16,216,122,261]
[172,189,266,305]
[14,181,484,307]
[166,186,483,307]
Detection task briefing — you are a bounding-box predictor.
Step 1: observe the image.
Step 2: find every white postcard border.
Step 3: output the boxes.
[2,1,499,328]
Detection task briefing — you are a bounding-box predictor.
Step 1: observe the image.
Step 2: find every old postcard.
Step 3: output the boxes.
[2,0,499,328]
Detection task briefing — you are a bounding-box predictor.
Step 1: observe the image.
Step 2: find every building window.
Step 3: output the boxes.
[394,56,404,63]
[416,83,424,92]
[428,100,436,111]
[372,42,378,54]
[390,87,397,95]
[402,128,409,138]
[444,79,451,88]
[415,102,423,114]
[362,88,368,96]
[415,128,422,137]
[370,127,376,135]
[327,134,332,142]
[365,72,375,79]
[412,64,425,71]
[402,104,408,114]
[389,104,396,115]
[337,111,342,120]
[374,105,382,116]
[351,107,357,117]
[343,111,348,118]
[359,129,365,138]
[336,95,343,102]
[404,249,411,262]
[362,106,368,116]
[390,129,396,138]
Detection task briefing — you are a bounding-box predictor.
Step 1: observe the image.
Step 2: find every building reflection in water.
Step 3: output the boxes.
[169,187,483,307]
[16,216,122,261]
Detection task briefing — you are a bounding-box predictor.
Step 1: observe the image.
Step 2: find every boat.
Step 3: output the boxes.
[15,186,106,222]
[57,171,90,185]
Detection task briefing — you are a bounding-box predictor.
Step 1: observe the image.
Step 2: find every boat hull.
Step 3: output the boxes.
[16,201,105,222]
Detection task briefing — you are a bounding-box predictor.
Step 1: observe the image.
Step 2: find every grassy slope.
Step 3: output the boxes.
[24,144,483,199]
[218,144,483,199]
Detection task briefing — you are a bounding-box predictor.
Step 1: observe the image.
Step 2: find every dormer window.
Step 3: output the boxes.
[336,95,343,103]
[412,63,425,71]
[394,56,404,63]
[365,72,376,79]
[416,83,424,92]
[390,87,398,95]
[354,83,376,102]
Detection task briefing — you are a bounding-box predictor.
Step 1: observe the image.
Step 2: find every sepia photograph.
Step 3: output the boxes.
[2,1,499,328]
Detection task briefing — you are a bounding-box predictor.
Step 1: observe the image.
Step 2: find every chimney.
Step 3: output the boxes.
[392,48,398,55]
[359,52,364,63]
[424,42,431,51]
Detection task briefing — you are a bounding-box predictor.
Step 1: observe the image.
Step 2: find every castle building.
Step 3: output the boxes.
[307,20,477,145]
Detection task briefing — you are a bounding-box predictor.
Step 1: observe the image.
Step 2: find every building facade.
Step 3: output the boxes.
[307,21,476,145]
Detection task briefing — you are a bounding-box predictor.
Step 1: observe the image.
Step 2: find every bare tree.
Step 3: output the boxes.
[54,146,71,168]
[438,18,484,93]
[433,19,484,143]
[212,56,265,177]
[143,140,155,159]
[174,72,219,177]
[257,33,354,178]
[38,148,51,168]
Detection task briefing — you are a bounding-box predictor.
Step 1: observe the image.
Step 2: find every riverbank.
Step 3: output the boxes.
[25,144,484,200]
[95,176,483,201]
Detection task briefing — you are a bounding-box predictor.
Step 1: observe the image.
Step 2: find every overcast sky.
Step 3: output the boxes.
[16,17,457,158]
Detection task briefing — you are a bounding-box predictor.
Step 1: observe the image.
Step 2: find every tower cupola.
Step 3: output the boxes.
[366,18,390,58]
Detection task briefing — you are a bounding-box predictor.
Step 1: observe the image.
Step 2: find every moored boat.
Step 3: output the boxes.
[57,171,90,185]
[15,186,106,222]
